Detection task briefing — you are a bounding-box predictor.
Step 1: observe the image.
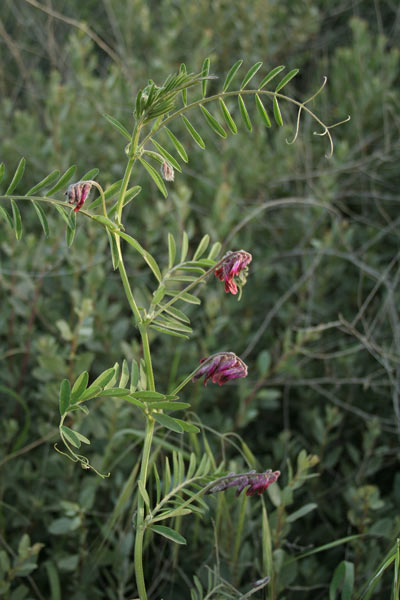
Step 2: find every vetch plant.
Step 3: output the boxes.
[0,58,349,599]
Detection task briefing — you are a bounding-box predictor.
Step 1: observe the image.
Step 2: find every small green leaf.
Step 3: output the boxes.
[151,139,182,172]
[6,157,26,194]
[223,59,243,92]
[71,371,89,402]
[208,241,221,260]
[287,503,317,523]
[201,57,210,97]
[0,162,4,184]
[107,229,120,270]
[81,167,99,180]
[61,425,81,448]
[117,230,162,282]
[150,325,189,339]
[193,234,210,260]
[131,391,165,400]
[329,561,354,600]
[103,113,131,140]
[172,418,200,433]
[180,231,189,262]
[218,99,237,134]
[31,201,49,237]
[153,413,184,433]
[154,316,192,333]
[180,63,187,105]
[0,206,13,228]
[255,94,271,127]
[11,199,22,240]
[90,367,116,390]
[182,116,205,149]
[66,212,76,247]
[92,217,117,235]
[165,128,188,163]
[238,95,252,131]
[275,68,299,92]
[168,232,176,268]
[240,61,263,89]
[47,165,77,195]
[200,106,227,138]
[138,481,151,508]
[130,360,139,392]
[59,379,71,415]
[54,204,71,226]
[26,170,60,195]
[74,431,90,445]
[162,305,190,323]
[150,524,187,545]
[152,285,166,305]
[273,96,283,126]
[139,157,167,198]
[148,401,190,410]
[119,360,129,389]
[258,65,285,89]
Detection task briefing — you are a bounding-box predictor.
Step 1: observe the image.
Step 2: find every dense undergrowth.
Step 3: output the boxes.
[1,1,400,599]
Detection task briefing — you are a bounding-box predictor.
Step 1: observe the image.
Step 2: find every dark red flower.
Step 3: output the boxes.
[192,352,248,386]
[215,250,252,295]
[205,469,281,497]
[65,181,92,212]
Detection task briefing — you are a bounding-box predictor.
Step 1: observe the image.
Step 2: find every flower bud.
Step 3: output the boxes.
[215,250,252,296]
[65,181,92,212]
[160,160,174,182]
[192,352,248,386]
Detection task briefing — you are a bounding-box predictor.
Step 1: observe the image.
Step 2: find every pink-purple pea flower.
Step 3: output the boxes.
[65,181,92,212]
[215,250,252,295]
[205,469,281,497]
[192,352,248,386]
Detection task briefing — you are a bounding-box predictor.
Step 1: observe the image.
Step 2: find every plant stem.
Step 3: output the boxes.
[117,248,142,325]
[134,417,155,600]
[134,324,156,599]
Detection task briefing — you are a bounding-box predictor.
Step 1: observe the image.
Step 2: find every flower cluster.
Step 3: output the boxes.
[215,250,252,296]
[205,469,281,497]
[192,352,248,386]
[65,181,92,212]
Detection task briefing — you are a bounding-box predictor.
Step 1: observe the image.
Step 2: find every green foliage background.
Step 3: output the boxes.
[1,1,400,598]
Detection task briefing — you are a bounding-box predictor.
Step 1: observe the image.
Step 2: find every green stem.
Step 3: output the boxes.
[117,247,142,325]
[170,366,201,396]
[134,417,155,600]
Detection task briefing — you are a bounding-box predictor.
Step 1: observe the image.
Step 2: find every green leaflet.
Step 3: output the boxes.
[182,116,205,149]
[223,59,243,92]
[6,157,26,194]
[273,96,283,126]
[258,65,285,89]
[150,525,186,545]
[218,99,238,134]
[47,165,77,195]
[26,170,60,195]
[165,128,188,162]
[103,113,131,140]
[240,61,263,89]
[200,105,227,138]
[238,95,252,131]
[139,157,168,198]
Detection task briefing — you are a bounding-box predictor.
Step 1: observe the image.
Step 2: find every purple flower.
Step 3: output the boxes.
[192,352,248,386]
[205,469,280,497]
[215,250,252,295]
[65,181,92,212]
